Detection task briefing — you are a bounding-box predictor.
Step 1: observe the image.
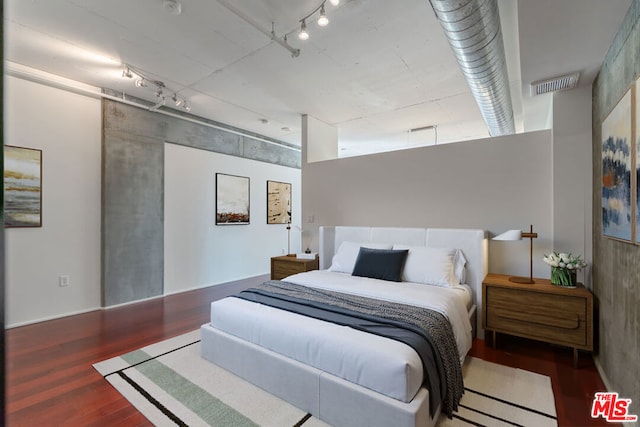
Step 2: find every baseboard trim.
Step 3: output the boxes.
[6,274,271,329]
[592,355,614,392]
[6,306,102,329]
[162,274,270,297]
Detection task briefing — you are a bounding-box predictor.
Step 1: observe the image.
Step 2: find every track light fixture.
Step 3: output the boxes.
[298,20,309,40]
[122,66,133,79]
[121,64,191,113]
[172,94,184,107]
[317,5,329,26]
[296,0,339,41]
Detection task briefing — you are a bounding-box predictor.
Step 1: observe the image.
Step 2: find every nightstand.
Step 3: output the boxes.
[271,255,319,280]
[482,273,593,368]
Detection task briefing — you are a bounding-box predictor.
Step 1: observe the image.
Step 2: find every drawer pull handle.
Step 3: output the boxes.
[495,308,580,329]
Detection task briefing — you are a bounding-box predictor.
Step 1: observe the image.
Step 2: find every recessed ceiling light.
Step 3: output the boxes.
[281,126,291,132]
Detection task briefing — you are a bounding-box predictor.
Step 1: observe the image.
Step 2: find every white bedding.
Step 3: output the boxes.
[208,270,473,403]
[286,270,473,357]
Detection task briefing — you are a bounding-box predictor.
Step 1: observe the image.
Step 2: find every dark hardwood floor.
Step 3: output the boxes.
[469,335,616,427]
[7,283,614,427]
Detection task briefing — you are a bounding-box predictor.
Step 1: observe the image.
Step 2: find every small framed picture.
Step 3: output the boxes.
[4,145,43,228]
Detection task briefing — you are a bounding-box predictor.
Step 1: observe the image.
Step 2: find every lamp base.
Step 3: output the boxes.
[508,276,535,284]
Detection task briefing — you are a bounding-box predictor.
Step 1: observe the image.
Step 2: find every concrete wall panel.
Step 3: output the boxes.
[592,0,639,418]
[102,128,164,306]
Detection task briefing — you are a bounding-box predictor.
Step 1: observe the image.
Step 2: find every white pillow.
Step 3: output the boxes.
[392,245,463,287]
[328,241,393,274]
[453,250,467,284]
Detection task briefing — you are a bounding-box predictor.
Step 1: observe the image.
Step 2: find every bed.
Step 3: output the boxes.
[201,226,488,427]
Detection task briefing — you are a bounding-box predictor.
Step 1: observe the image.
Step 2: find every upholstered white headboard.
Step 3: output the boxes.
[319,226,489,338]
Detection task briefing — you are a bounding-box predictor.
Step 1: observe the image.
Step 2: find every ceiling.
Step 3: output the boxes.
[4,0,632,157]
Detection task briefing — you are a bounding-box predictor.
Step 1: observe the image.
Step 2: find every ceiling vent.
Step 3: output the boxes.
[530,72,580,96]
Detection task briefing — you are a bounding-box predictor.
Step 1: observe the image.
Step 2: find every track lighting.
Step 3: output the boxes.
[122,67,133,79]
[296,0,341,41]
[317,5,329,26]
[298,20,309,40]
[172,94,184,107]
[121,64,192,113]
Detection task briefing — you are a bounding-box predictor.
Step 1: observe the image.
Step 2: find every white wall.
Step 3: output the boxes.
[552,86,593,287]
[5,75,102,326]
[303,115,338,163]
[302,130,555,279]
[164,143,302,294]
[5,71,303,326]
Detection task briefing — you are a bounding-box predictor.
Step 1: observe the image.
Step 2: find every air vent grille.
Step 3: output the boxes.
[530,72,580,96]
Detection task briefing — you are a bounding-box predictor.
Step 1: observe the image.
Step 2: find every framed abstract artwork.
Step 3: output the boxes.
[267,180,292,224]
[602,88,633,242]
[215,173,250,225]
[4,145,43,228]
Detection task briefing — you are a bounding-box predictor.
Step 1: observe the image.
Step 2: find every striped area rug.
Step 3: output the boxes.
[94,331,557,427]
[441,357,557,427]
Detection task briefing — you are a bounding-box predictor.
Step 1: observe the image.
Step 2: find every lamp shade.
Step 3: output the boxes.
[493,229,522,241]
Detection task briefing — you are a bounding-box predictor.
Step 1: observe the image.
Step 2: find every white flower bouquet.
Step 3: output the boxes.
[543,252,587,287]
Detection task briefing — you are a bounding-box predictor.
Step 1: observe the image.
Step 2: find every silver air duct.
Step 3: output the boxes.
[429,0,515,136]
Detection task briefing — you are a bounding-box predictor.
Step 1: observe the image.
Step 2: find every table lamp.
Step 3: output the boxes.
[286,223,301,255]
[493,225,538,284]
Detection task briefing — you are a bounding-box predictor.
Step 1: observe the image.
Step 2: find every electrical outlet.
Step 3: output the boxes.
[59,275,70,287]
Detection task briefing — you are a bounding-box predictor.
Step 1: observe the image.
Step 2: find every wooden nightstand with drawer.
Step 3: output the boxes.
[271,255,319,280]
[482,273,593,368]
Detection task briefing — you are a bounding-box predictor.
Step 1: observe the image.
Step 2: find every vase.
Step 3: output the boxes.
[550,267,577,287]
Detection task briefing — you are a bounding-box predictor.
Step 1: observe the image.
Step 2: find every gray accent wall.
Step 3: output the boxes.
[102,101,165,306]
[592,0,639,419]
[102,99,300,306]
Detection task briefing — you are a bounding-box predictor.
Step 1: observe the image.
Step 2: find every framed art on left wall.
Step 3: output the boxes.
[4,145,42,228]
[215,173,250,225]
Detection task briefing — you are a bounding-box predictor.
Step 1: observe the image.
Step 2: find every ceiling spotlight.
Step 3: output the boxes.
[183,102,191,112]
[122,66,133,79]
[172,94,184,107]
[329,0,339,5]
[135,78,147,88]
[298,20,309,40]
[156,88,164,98]
[317,5,329,26]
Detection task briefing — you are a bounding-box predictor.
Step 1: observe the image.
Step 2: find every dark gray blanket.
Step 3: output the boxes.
[233,280,463,418]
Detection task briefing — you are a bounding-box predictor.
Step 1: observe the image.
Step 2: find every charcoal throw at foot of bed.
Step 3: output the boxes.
[234,280,463,417]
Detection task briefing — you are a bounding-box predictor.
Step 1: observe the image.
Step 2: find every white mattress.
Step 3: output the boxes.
[208,270,473,403]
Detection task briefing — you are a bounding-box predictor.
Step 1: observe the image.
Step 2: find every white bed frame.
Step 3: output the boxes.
[201,226,488,427]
